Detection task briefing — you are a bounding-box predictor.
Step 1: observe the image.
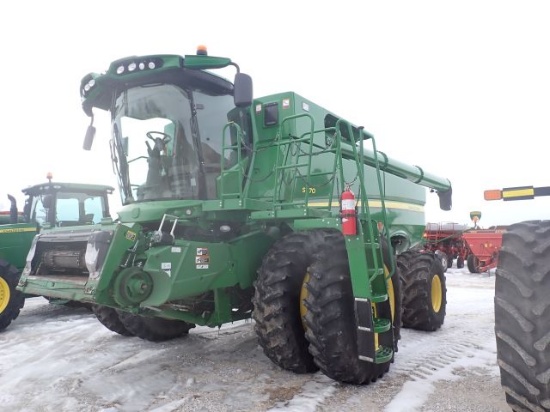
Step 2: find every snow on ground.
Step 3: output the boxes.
[0,267,510,412]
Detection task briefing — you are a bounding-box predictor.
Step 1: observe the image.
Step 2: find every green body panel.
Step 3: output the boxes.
[0,224,37,269]
[16,52,452,336]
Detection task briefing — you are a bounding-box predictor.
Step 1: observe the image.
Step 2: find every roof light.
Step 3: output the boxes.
[197,45,208,56]
[116,65,125,74]
[128,62,137,72]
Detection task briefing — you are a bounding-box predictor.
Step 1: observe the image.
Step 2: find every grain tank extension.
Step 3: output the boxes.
[17,47,453,384]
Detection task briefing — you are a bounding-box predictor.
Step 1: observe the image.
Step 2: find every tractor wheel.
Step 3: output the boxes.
[401,250,446,331]
[91,304,134,336]
[301,232,401,384]
[467,254,480,273]
[117,311,195,342]
[456,256,465,269]
[435,250,449,273]
[0,259,25,332]
[252,229,339,374]
[494,220,550,412]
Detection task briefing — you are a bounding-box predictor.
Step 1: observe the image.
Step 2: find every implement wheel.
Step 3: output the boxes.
[0,259,24,332]
[252,229,338,373]
[117,311,195,342]
[435,250,449,273]
[467,254,480,273]
[401,250,446,331]
[456,256,465,269]
[495,220,550,412]
[92,304,134,336]
[301,231,401,384]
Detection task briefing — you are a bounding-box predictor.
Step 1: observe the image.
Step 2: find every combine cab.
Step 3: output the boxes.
[0,177,114,331]
[485,185,550,411]
[17,47,454,384]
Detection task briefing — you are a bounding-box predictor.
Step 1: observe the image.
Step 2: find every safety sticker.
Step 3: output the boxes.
[196,247,209,269]
[161,262,172,277]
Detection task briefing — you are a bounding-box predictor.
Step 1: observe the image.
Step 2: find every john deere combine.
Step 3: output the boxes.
[17,47,452,384]
[0,178,114,331]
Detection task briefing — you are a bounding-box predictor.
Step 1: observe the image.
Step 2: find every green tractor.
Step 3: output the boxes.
[17,47,453,384]
[484,186,550,411]
[0,177,114,331]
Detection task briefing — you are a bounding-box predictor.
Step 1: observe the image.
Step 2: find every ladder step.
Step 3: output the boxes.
[370,293,388,303]
[373,317,391,333]
[375,345,394,364]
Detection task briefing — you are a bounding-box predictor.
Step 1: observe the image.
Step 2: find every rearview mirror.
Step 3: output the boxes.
[83,125,96,150]
[234,73,253,107]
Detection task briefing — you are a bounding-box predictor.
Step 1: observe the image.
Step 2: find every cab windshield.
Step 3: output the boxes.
[111,83,236,204]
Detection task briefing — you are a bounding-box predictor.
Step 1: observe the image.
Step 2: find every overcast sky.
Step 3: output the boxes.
[2,1,549,226]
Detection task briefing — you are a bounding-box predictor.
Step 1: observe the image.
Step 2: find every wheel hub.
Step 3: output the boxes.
[113,267,153,307]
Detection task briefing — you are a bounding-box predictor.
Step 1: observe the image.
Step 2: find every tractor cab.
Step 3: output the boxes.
[21,177,115,229]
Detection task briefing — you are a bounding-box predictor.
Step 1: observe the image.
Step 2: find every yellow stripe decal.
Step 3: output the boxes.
[308,200,424,212]
[502,188,534,199]
[0,227,37,234]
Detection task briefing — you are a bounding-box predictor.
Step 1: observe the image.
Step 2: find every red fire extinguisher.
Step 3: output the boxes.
[341,185,357,236]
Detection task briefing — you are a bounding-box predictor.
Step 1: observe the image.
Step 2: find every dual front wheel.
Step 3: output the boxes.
[253,230,447,385]
[253,229,403,384]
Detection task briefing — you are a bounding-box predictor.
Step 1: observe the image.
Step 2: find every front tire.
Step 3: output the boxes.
[302,232,401,384]
[117,311,195,342]
[0,259,24,332]
[495,220,550,412]
[252,229,337,374]
[92,304,134,336]
[401,251,447,331]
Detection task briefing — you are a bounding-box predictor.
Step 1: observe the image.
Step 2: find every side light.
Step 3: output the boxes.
[483,190,502,201]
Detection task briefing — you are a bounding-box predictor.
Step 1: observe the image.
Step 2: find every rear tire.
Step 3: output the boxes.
[495,220,550,412]
[401,250,447,331]
[302,232,401,384]
[0,259,24,332]
[117,311,195,342]
[252,229,337,374]
[92,304,134,336]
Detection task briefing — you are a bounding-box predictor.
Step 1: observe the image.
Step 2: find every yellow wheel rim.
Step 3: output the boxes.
[431,274,442,313]
[386,268,395,323]
[299,272,310,327]
[0,277,11,313]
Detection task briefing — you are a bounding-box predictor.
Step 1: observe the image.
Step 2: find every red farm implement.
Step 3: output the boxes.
[462,227,506,273]
[423,222,470,271]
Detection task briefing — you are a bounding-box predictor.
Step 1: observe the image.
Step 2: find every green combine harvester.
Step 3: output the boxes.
[0,177,114,331]
[17,46,453,384]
